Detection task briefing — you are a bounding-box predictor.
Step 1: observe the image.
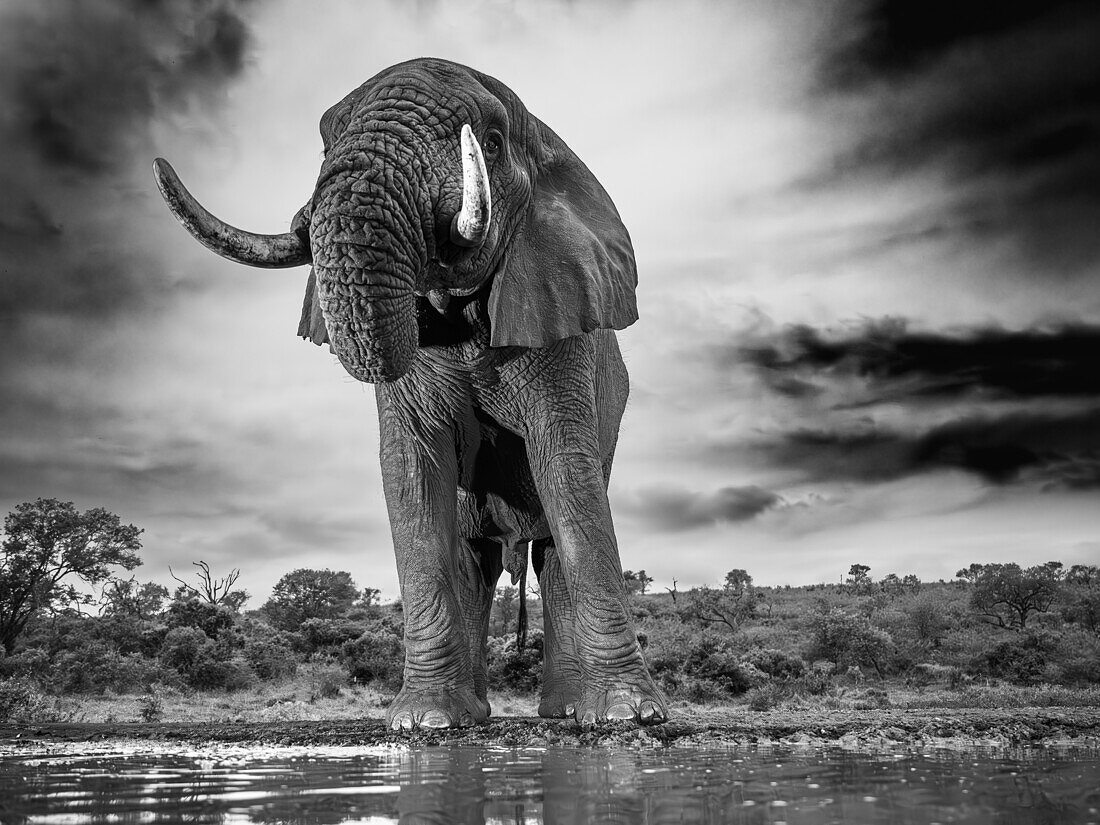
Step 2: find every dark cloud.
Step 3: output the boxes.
[734,318,1100,490]
[831,0,1096,82]
[754,411,1100,488]
[814,0,1100,274]
[0,0,253,326]
[621,484,781,532]
[740,319,1100,403]
[0,0,256,515]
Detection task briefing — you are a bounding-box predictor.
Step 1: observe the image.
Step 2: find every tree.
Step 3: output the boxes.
[968,562,1063,630]
[1060,564,1100,635]
[0,499,142,654]
[494,585,518,636]
[100,577,168,621]
[170,561,248,611]
[622,570,654,595]
[955,563,985,584]
[680,569,759,632]
[807,607,895,677]
[847,564,872,591]
[262,568,360,631]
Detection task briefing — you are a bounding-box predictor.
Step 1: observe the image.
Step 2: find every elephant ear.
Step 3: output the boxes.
[298,268,330,346]
[487,122,638,348]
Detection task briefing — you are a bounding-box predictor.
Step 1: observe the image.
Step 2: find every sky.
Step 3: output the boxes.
[1,0,1098,606]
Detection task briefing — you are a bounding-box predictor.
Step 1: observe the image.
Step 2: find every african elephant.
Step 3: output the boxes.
[153,58,667,729]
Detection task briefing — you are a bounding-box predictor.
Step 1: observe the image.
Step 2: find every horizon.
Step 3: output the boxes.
[2,0,1098,605]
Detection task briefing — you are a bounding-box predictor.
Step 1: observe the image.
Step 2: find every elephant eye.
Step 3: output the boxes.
[483,130,504,161]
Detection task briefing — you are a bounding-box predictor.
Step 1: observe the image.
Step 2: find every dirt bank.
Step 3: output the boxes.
[4,707,1099,751]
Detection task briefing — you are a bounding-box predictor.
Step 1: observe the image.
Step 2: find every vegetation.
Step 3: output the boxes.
[1,499,1098,723]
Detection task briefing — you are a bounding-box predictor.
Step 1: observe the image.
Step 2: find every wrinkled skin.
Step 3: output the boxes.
[159,58,666,729]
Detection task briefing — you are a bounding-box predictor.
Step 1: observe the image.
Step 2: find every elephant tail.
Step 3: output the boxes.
[516,564,528,650]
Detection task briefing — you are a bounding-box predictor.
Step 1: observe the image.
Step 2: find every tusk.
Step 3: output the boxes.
[449,125,492,248]
[152,158,310,268]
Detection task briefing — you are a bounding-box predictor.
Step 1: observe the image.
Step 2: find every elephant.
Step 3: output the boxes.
[153,58,667,729]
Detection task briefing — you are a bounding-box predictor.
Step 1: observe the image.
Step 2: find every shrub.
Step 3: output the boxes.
[52,644,164,694]
[806,608,896,677]
[643,621,756,699]
[487,634,543,693]
[0,647,51,680]
[341,629,404,690]
[160,627,209,675]
[242,628,299,680]
[741,648,806,681]
[797,667,832,696]
[160,626,255,691]
[746,682,787,711]
[138,692,164,723]
[306,662,347,700]
[165,599,236,639]
[0,677,55,722]
[979,631,1053,684]
[1048,627,1100,685]
[299,618,369,655]
[189,654,255,692]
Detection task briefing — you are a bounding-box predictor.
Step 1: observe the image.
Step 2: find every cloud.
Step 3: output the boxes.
[730,318,1100,489]
[0,0,254,331]
[809,0,1100,277]
[620,484,781,532]
[739,319,1100,403]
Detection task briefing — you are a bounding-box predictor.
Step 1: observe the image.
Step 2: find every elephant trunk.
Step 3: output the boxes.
[310,173,425,383]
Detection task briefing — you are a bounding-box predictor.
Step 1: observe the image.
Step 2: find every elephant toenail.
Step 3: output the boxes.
[400,715,414,731]
[565,704,575,716]
[639,702,659,722]
[420,711,451,729]
[606,703,635,720]
[579,710,598,727]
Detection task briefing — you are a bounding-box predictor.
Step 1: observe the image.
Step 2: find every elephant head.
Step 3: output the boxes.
[155,58,639,381]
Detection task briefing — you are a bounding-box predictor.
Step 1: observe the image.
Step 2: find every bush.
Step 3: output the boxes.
[741,648,806,681]
[160,626,255,691]
[243,630,299,680]
[980,631,1053,684]
[797,667,832,696]
[1048,628,1100,685]
[52,644,164,694]
[746,682,787,711]
[643,621,757,699]
[165,599,236,639]
[341,629,404,690]
[806,608,896,677]
[487,634,542,693]
[299,618,368,655]
[0,648,51,680]
[138,692,164,723]
[0,677,56,723]
[306,662,347,700]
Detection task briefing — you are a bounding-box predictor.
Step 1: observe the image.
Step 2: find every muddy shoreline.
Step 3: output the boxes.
[4,707,1100,751]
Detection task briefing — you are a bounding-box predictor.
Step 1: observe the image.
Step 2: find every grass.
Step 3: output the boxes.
[10,678,1100,726]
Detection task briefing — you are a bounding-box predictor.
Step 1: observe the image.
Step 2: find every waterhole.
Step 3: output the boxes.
[2,742,1097,823]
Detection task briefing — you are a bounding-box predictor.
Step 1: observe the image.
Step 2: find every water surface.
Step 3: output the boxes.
[2,742,1098,824]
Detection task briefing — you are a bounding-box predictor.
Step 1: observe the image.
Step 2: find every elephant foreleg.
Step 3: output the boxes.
[533,537,582,718]
[376,383,485,730]
[498,337,667,726]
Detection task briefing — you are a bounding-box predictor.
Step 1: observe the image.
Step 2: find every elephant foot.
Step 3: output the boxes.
[538,683,579,719]
[386,686,488,731]
[575,673,668,727]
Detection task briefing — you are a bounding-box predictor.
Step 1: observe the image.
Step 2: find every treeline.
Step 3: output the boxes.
[632,561,1100,709]
[1,499,1098,719]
